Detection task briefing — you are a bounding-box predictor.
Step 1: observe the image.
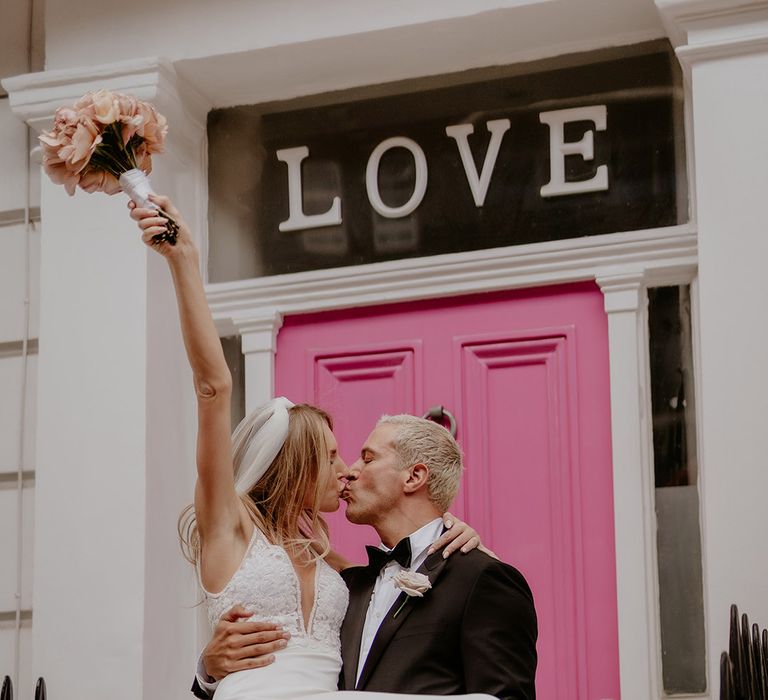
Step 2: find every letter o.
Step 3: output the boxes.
[365,137,428,218]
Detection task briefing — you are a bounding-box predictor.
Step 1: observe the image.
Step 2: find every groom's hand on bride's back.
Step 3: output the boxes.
[203,605,290,680]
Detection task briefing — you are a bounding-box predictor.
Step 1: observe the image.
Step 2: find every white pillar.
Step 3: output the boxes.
[235,312,283,414]
[597,271,659,700]
[4,58,210,700]
[657,0,768,690]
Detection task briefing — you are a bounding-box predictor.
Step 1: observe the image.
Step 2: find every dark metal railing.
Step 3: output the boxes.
[1,676,46,700]
[721,604,768,700]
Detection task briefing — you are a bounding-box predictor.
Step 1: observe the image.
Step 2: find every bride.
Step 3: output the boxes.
[129,196,495,700]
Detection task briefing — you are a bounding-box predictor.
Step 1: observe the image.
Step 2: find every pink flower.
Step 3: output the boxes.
[40,108,77,156]
[67,119,102,172]
[39,132,67,157]
[391,571,432,618]
[91,89,120,125]
[79,169,122,195]
[43,155,79,196]
[134,142,153,174]
[102,172,122,194]
[72,93,97,122]
[116,93,143,145]
[393,571,432,597]
[120,114,144,146]
[140,152,153,174]
[55,143,77,168]
[116,93,138,117]
[140,103,167,154]
[53,107,79,132]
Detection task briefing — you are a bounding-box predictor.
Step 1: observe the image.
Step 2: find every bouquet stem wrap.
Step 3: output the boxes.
[119,169,179,245]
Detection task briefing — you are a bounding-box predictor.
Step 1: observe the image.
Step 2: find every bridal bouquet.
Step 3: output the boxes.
[39,89,179,244]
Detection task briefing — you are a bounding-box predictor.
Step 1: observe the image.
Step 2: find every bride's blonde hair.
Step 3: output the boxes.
[179,403,334,565]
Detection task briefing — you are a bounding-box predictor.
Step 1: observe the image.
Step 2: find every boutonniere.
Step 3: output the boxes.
[392,571,432,618]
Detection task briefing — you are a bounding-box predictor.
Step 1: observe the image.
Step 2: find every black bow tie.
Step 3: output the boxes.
[366,537,412,571]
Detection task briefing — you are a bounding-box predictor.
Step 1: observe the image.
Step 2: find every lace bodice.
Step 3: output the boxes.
[202,529,349,660]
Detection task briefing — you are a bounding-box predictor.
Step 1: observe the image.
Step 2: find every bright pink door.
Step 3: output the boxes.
[275,282,619,700]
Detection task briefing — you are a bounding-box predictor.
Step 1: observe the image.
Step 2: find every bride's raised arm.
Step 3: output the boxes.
[129,196,243,546]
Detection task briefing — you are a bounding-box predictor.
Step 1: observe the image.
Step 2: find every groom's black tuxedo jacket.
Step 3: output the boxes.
[339,549,537,700]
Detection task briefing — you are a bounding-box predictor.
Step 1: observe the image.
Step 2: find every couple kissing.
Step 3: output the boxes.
[130,195,537,700]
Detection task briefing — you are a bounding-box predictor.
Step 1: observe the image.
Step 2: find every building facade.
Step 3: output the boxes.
[1,1,767,700]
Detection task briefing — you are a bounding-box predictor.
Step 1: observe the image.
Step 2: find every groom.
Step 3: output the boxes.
[193,414,537,699]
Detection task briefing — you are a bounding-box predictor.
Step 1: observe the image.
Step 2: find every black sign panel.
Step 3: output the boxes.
[208,48,684,280]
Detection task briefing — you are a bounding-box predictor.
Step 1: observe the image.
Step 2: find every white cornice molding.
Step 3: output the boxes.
[236,312,284,354]
[595,272,648,314]
[656,0,768,59]
[207,224,697,335]
[676,33,768,65]
[2,57,175,112]
[1,57,210,146]
[656,0,768,23]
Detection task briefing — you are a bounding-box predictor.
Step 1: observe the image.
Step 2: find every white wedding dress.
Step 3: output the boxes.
[203,527,494,700]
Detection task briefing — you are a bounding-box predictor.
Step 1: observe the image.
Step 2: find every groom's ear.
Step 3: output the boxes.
[402,463,429,494]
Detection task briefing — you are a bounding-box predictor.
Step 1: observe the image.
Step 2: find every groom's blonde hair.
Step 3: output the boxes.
[179,404,333,565]
[378,414,463,511]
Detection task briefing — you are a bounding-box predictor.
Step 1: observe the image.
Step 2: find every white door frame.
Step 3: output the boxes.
[207,222,698,700]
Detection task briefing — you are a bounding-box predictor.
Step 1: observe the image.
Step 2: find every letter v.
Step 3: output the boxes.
[445,119,510,207]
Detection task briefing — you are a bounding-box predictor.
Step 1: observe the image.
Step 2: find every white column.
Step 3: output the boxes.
[4,58,210,700]
[596,271,659,700]
[657,0,768,690]
[235,312,283,414]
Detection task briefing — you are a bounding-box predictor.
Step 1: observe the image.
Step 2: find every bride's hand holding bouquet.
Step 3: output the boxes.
[129,195,194,260]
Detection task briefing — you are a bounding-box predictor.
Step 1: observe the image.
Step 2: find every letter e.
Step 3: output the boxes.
[539,106,608,197]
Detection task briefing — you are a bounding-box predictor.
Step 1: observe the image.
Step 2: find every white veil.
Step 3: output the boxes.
[232,396,295,495]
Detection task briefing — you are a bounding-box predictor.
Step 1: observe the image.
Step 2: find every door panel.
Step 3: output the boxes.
[275,282,619,700]
[309,343,423,555]
[457,330,583,700]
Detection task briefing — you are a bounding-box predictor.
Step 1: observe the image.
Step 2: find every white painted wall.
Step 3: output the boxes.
[2,58,209,700]
[690,45,768,691]
[0,167,38,700]
[39,0,666,110]
[44,0,664,72]
[693,46,768,617]
[0,222,40,347]
[0,0,42,694]
[0,0,43,90]
[0,101,39,215]
[656,0,768,691]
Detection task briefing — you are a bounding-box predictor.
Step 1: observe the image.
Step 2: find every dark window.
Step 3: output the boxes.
[648,285,706,694]
[207,42,687,281]
[221,335,245,429]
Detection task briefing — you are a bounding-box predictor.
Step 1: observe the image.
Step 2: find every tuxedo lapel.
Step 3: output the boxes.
[340,568,377,690]
[356,550,449,689]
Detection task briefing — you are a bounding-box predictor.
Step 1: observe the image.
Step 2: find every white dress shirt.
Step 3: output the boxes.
[355,517,443,684]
